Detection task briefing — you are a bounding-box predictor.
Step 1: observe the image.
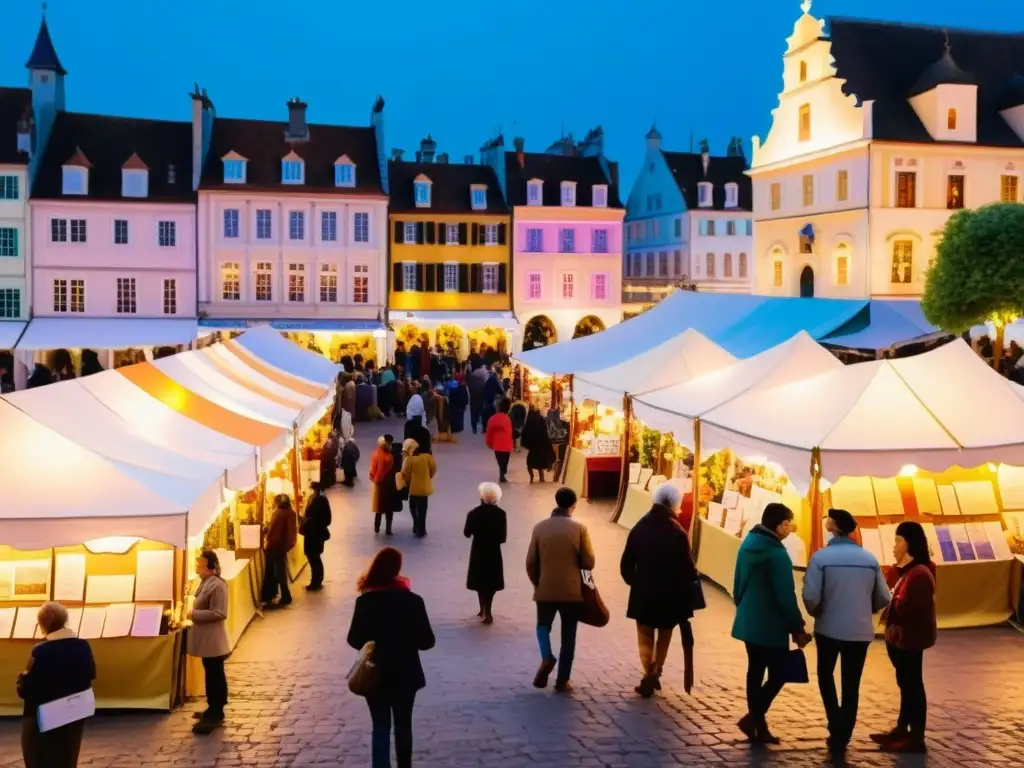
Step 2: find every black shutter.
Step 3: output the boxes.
[436,264,445,291]
[393,221,403,243]
[438,222,446,245]
[497,264,507,293]
[498,223,507,245]
[471,223,479,245]
[426,222,436,244]
[416,263,426,291]
[458,263,469,292]
[424,263,435,292]
[471,263,482,292]
[416,222,425,244]
[458,223,468,245]
[392,263,403,292]
[478,224,487,245]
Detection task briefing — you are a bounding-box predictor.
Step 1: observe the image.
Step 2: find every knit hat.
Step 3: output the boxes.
[828,508,857,535]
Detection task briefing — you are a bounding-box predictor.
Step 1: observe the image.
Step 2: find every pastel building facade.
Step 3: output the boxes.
[624,128,752,310]
[493,130,624,350]
[0,88,31,332]
[195,94,389,361]
[750,3,1024,299]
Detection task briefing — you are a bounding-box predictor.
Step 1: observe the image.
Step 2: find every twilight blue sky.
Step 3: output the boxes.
[4,0,1024,186]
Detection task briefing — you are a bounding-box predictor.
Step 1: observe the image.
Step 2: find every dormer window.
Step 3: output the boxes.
[725,183,738,208]
[947,108,957,130]
[334,156,356,187]
[698,182,713,207]
[560,181,577,207]
[223,154,247,184]
[414,175,432,207]
[527,180,543,206]
[62,148,91,195]
[282,152,304,185]
[470,185,488,211]
[592,185,608,208]
[121,153,149,198]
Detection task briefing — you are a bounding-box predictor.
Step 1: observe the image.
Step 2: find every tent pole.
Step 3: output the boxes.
[611,394,631,523]
[290,423,301,506]
[560,374,576,484]
[688,418,702,556]
[809,447,823,555]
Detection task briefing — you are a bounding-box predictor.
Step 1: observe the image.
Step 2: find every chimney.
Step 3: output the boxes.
[513,136,525,168]
[578,126,604,157]
[699,138,710,176]
[464,155,474,165]
[285,97,309,141]
[419,134,437,163]
[190,83,215,191]
[392,148,405,162]
[437,152,449,163]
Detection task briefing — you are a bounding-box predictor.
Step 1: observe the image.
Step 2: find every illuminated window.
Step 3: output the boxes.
[799,60,807,83]
[772,254,783,288]
[527,272,541,299]
[562,272,574,299]
[255,261,273,301]
[891,240,913,284]
[947,108,957,131]
[482,264,499,294]
[706,253,715,278]
[723,253,733,278]
[896,172,916,208]
[770,183,781,211]
[798,104,811,142]
[1001,175,1019,203]
[163,279,177,314]
[353,264,369,303]
[443,263,458,292]
[946,175,965,210]
[221,262,240,301]
[738,253,748,278]
[319,264,338,303]
[836,170,849,202]
[802,174,814,206]
[835,244,849,286]
[287,263,305,302]
[116,277,137,314]
[0,288,19,318]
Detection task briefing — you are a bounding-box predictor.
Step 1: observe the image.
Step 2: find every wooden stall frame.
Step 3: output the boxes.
[689,418,703,556]
[610,395,632,524]
[559,374,576,484]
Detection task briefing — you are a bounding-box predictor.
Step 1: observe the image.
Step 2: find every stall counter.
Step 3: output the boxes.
[618,486,651,530]
[562,448,622,501]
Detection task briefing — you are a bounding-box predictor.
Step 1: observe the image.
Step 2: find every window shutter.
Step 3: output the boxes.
[426,222,436,244]
[416,222,425,244]
[458,223,468,245]
[425,263,436,292]
[393,221,402,243]
[392,263,403,292]
[498,223,507,245]
[458,263,469,292]
[438,222,446,245]
[479,225,487,245]
[471,223,479,244]
[416,263,426,290]
[471,263,482,292]
[436,264,445,291]
[497,264,507,293]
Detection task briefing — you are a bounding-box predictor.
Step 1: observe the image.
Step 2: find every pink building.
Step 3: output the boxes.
[489,130,624,350]
[23,112,197,364]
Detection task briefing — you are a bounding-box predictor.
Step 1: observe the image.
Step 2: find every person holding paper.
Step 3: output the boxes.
[189,550,231,735]
[802,509,891,757]
[17,601,95,768]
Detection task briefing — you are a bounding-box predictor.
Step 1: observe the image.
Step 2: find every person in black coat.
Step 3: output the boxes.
[26,363,54,389]
[463,483,508,624]
[403,416,432,455]
[18,601,96,768]
[521,404,556,482]
[620,484,698,698]
[300,483,332,591]
[347,547,435,768]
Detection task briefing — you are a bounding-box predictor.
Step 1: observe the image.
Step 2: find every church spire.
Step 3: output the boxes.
[26,9,66,76]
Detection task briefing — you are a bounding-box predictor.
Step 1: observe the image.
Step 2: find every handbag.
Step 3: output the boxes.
[577,530,609,627]
[688,578,706,612]
[347,641,380,697]
[781,648,809,684]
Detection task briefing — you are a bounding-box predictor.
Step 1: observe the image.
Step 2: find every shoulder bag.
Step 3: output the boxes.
[578,529,610,628]
[347,641,380,697]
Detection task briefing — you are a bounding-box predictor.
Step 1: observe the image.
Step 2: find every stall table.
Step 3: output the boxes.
[562,448,622,501]
[618,486,651,530]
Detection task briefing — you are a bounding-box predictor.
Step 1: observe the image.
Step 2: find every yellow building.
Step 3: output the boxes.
[387,139,515,356]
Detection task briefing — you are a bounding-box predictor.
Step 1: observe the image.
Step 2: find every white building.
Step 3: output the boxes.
[750,2,1024,299]
[0,87,31,335]
[195,93,389,359]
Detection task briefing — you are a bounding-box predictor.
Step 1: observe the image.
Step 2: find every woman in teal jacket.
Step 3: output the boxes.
[731,503,810,745]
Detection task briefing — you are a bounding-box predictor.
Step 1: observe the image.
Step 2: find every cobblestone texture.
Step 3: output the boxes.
[2,420,1023,766]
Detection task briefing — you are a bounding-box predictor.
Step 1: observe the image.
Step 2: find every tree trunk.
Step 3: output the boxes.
[994,322,1005,372]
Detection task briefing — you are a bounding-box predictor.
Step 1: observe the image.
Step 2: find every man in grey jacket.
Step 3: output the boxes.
[803,508,891,756]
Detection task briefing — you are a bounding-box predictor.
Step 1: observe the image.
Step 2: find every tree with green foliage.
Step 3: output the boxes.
[922,203,1024,369]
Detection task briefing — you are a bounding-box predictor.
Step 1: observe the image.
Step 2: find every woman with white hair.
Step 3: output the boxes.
[463,482,508,624]
[619,483,698,698]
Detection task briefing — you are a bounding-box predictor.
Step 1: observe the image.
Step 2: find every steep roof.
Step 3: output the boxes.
[25,18,66,75]
[661,151,752,211]
[200,117,383,195]
[32,112,194,202]
[504,151,623,208]
[0,87,31,165]
[388,160,508,214]
[828,17,1024,146]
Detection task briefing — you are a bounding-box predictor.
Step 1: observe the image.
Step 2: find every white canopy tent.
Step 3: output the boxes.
[574,330,736,407]
[232,325,340,386]
[631,332,844,445]
[77,371,260,489]
[700,340,1024,492]
[0,401,223,550]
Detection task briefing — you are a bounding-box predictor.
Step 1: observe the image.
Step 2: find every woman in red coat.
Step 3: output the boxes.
[484,398,514,483]
[875,521,937,754]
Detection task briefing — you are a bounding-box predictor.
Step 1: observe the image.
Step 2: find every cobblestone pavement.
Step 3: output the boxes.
[2,420,1024,767]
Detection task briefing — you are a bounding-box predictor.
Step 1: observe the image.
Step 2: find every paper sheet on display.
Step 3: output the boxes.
[871,478,904,518]
[135,550,174,602]
[911,478,942,518]
[997,464,1024,510]
[720,490,739,509]
[0,607,15,639]
[966,523,996,560]
[64,608,83,636]
[13,560,51,600]
[130,604,163,637]
[953,481,999,517]
[12,606,39,639]
[238,525,262,550]
[948,524,977,561]
[937,486,962,516]
[985,522,1013,560]
[829,476,877,518]
[879,524,899,563]
[85,574,135,604]
[101,604,136,638]
[53,554,87,602]
[77,607,106,639]
[860,529,885,563]
[921,523,942,562]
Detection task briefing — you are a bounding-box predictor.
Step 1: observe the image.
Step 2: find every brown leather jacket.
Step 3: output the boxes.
[265,507,297,555]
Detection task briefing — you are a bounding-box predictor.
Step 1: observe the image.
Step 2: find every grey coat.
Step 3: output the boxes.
[188,575,231,658]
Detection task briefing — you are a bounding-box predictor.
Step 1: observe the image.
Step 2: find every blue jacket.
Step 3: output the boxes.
[802,536,891,642]
[731,526,805,649]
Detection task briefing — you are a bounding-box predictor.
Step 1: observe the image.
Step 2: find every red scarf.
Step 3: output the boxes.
[363,576,412,593]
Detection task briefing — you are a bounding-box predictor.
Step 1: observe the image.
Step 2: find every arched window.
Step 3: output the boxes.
[835,243,849,286]
[773,260,783,288]
[706,253,716,278]
[738,253,748,278]
[799,60,807,83]
[724,253,733,277]
[947,108,957,131]
[891,240,913,284]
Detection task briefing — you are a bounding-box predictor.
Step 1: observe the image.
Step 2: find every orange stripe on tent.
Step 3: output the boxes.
[223,340,327,399]
[198,349,307,410]
[118,363,286,446]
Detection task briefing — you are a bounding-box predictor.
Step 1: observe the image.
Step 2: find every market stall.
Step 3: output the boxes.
[697,340,1024,628]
